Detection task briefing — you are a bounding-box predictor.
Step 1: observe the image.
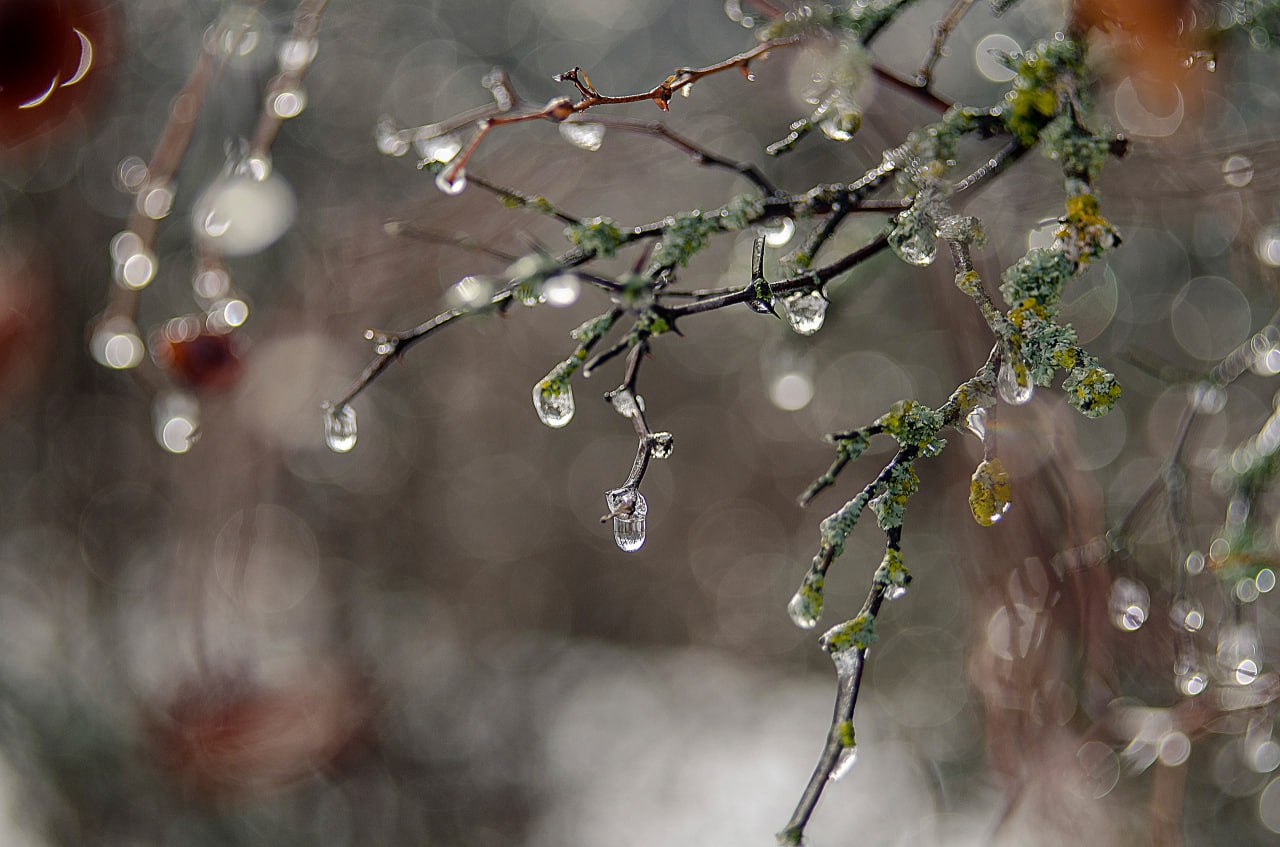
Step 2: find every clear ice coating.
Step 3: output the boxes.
[1109,577,1149,632]
[322,402,357,453]
[997,352,1034,405]
[782,290,827,335]
[605,487,648,552]
[969,457,1011,526]
[559,120,605,151]
[965,405,988,442]
[649,432,674,459]
[888,213,937,267]
[829,745,858,781]
[787,587,820,629]
[533,382,575,428]
[884,584,907,600]
[435,167,467,195]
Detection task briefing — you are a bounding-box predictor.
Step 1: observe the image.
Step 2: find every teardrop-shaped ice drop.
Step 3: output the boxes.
[884,584,907,600]
[830,745,858,781]
[416,133,462,164]
[965,406,988,442]
[969,456,1011,526]
[782,290,827,335]
[760,217,796,247]
[559,120,605,151]
[533,382,575,428]
[322,402,357,452]
[997,352,1034,405]
[606,487,648,552]
[787,589,820,629]
[435,167,467,195]
[888,217,937,267]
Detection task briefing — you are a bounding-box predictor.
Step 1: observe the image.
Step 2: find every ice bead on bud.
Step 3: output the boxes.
[532,381,574,428]
[610,391,640,419]
[760,216,795,247]
[1109,577,1149,632]
[830,745,858,781]
[375,118,410,157]
[435,167,467,195]
[415,133,462,164]
[559,120,605,151]
[605,487,647,552]
[649,432,674,459]
[888,212,937,266]
[997,348,1034,405]
[969,456,1011,526]
[322,402,357,453]
[782,290,827,335]
[965,405,988,442]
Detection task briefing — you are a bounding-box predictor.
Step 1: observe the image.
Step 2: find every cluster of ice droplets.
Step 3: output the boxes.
[830,745,858,781]
[533,382,575,428]
[559,120,605,152]
[605,487,647,552]
[1109,577,1149,632]
[997,348,1034,405]
[322,402,357,453]
[781,290,827,335]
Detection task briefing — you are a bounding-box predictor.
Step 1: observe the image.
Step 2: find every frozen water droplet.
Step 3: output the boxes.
[723,0,743,22]
[830,745,858,781]
[605,488,647,552]
[1237,658,1260,685]
[650,431,674,459]
[415,133,462,164]
[543,274,581,307]
[559,120,605,151]
[277,37,318,72]
[271,86,307,119]
[885,585,907,600]
[997,352,1034,405]
[90,317,145,370]
[610,391,640,418]
[1178,670,1207,696]
[681,81,694,98]
[154,392,199,454]
[760,217,795,247]
[322,402,357,453]
[236,153,272,181]
[446,275,493,310]
[965,406,988,442]
[888,214,937,266]
[787,589,819,629]
[782,290,827,335]
[436,167,467,195]
[533,382,574,428]
[1171,599,1204,632]
[109,230,143,264]
[138,181,174,219]
[1223,154,1253,188]
[1109,577,1149,632]
[969,456,1012,526]
[819,116,855,142]
[376,118,410,157]
[114,248,157,290]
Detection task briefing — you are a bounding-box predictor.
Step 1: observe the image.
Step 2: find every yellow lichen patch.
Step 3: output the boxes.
[1007,298,1048,329]
[969,456,1012,526]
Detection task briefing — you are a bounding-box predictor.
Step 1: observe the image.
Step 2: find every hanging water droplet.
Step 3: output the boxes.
[781,290,827,335]
[680,81,694,98]
[154,392,199,454]
[436,167,467,195]
[90,317,145,370]
[787,571,823,629]
[1109,577,1149,632]
[887,214,937,266]
[322,402,357,453]
[605,487,647,552]
[270,85,307,119]
[375,118,410,157]
[885,584,907,600]
[830,745,858,781]
[819,116,854,142]
[415,132,462,164]
[445,275,493,310]
[532,381,574,428]
[558,120,605,151]
[236,153,272,182]
[1222,154,1254,188]
[965,406,988,441]
[138,181,174,219]
[114,248,157,290]
[610,391,640,418]
[969,456,1012,526]
[543,274,581,307]
[1171,598,1204,632]
[997,351,1034,405]
[109,230,143,264]
[760,216,796,247]
[649,432,674,459]
[723,0,743,23]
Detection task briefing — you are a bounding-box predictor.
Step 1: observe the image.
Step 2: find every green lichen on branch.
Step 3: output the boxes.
[819,613,876,653]
[565,216,624,258]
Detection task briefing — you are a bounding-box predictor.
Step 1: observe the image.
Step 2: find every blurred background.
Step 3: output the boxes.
[4,0,1280,844]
